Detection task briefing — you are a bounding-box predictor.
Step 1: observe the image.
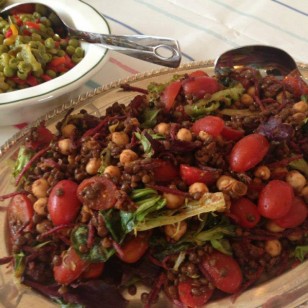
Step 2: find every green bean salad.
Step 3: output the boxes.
[0,4,84,93]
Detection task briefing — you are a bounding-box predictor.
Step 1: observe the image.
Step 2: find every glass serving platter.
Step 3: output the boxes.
[0,60,308,308]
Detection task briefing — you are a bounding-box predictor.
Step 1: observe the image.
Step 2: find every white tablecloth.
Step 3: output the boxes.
[1,0,308,145]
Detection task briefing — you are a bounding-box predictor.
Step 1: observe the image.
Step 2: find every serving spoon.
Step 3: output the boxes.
[0,2,181,68]
[214,45,299,78]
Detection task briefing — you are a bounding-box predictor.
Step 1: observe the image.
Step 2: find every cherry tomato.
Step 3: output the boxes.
[230,197,260,228]
[160,80,182,111]
[77,176,117,210]
[116,235,149,263]
[182,76,220,99]
[221,126,244,141]
[7,194,34,236]
[178,280,213,307]
[82,262,105,279]
[258,180,294,219]
[191,115,224,137]
[283,70,308,98]
[26,123,54,150]
[152,159,179,183]
[48,180,81,226]
[273,197,308,228]
[180,164,219,185]
[188,70,209,78]
[53,247,87,285]
[229,133,270,172]
[200,250,243,294]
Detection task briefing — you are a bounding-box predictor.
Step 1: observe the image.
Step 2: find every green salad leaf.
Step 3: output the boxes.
[13,146,34,178]
[294,245,308,262]
[185,83,245,118]
[289,158,308,178]
[135,192,226,231]
[71,225,114,262]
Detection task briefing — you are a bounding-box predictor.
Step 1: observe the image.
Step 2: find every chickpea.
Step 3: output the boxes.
[32,178,49,198]
[85,158,101,175]
[33,197,48,216]
[177,128,192,142]
[61,124,76,138]
[286,170,306,192]
[265,239,282,257]
[155,122,170,135]
[58,138,74,155]
[292,112,306,123]
[276,91,291,104]
[36,219,52,234]
[265,220,285,233]
[189,182,209,195]
[287,231,303,241]
[84,139,99,150]
[301,186,308,203]
[247,86,256,97]
[130,117,140,126]
[68,155,75,165]
[198,131,213,142]
[254,165,271,180]
[163,193,185,209]
[293,100,308,113]
[164,221,187,241]
[216,175,247,198]
[111,131,130,146]
[104,165,121,178]
[240,93,254,106]
[119,149,138,165]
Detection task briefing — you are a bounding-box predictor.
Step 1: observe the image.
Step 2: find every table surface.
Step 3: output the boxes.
[1,0,308,145]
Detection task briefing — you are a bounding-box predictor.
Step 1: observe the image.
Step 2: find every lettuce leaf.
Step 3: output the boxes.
[135,192,226,231]
[294,245,308,262]
[185,84,244,118]
[13,146,34,178]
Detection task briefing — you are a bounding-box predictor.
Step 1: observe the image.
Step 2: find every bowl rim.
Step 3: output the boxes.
[0,0,111,106]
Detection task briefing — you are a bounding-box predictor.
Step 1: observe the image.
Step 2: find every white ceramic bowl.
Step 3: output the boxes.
[0,0,110,125]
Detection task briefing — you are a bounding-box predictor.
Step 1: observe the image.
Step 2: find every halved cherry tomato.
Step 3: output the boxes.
[221,126,244,141]
[160,80,182,111]
[273,197,308,228]
[53,247,87,285]
[230,197,260,228]
[82,262,105,279]
[182,76,220,99]
[7,194,34,237]
[258,180,294,219]
[229,133,270,172]
[180,164,219,185]
[200,250,243,294]
[191,115,224,137]
[116,235,149,263]
[178,280,213,307]
[77,176,117,210]
[152,159,179,183]
[48,180,81,225]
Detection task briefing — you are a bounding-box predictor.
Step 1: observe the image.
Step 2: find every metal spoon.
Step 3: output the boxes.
[214,45,298,78]
[0,2,181,68]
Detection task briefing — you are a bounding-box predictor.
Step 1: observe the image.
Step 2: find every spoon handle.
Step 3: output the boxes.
[67,28,181,68]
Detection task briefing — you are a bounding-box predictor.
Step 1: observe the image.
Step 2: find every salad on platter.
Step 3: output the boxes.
[1,63,308,308]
